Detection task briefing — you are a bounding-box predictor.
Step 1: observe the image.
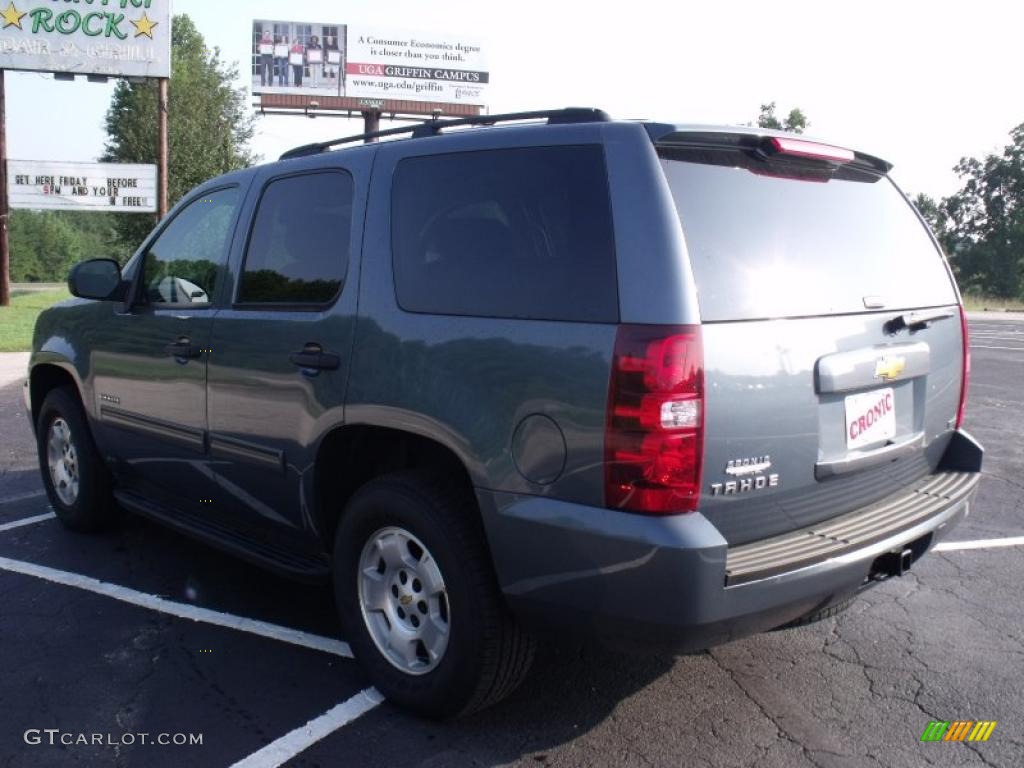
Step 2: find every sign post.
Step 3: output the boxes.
[362,109,380,142]
[0,70,8,307]
[158,77,169,218]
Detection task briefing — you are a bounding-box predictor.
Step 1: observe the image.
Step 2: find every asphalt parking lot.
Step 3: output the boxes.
[1,314,1022,768]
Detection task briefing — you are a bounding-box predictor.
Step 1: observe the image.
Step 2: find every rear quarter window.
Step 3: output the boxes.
[238,171,354,306]
[391,145,618,323]
[659,147,958,322]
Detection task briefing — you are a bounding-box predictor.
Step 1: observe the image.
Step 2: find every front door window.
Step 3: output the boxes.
[141,187,241,307]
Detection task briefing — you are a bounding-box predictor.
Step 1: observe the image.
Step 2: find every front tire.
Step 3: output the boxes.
[333,471,534,718]
[36,387,117,533]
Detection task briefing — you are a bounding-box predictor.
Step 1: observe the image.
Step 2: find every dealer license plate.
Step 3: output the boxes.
[845,388,896,450]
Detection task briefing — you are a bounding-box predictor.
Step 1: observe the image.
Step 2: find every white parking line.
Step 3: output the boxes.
[1,512,1023,767]
[0,512,55,532]
[0,554,353,658]
[935,536,1024,552]
[230,687,384,768]
[0,518,377,767]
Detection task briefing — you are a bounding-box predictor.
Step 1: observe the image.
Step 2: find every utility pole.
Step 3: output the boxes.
[0,70,9,307]
[158,77,169,219]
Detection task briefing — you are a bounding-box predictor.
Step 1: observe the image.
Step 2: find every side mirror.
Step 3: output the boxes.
[68,259,127,301]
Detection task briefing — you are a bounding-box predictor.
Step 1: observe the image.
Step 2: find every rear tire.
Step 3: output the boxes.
[36,387,118,533]
[333,471,535,718]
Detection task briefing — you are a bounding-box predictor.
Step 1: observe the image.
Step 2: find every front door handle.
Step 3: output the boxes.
[165,338,201,361]
[289,343,340,372]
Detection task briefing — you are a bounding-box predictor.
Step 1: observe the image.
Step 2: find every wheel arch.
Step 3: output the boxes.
[312,423,478,552]
[29,360,84,430]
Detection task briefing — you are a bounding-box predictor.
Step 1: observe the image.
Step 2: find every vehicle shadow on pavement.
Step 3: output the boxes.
[312,639,680,766]
[468,640,677,738]
[0,497,679,765]
[0,468,45,509]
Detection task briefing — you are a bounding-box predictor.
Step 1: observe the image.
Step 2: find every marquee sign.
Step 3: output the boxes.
[8,160,157,213]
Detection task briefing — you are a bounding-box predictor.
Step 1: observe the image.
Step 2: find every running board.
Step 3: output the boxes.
[114,489,330,582]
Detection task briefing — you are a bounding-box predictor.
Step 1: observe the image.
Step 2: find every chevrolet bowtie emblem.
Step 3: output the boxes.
[874,356,906,381]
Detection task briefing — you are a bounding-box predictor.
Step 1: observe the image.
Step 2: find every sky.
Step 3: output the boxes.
[5,0,1023,199]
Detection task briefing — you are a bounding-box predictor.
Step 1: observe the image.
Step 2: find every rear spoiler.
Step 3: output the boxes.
[644,123,893,174]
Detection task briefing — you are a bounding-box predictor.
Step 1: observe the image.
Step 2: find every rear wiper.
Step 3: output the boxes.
[885,308,956,334]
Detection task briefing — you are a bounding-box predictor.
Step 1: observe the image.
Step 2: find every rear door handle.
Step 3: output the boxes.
[165,338,201,361]
[289,344,340,372]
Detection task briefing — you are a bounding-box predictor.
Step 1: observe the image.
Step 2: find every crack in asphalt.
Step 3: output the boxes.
[977,471,1024,493]
[180,634,271,742]
[868,572,1014,768]
[706,650,854,768]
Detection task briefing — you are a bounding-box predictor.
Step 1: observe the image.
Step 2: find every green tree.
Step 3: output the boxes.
[911,194,948,240]
[8,209,130,283]
[103,14,256,252]
[8,211,82,282]
[941,123,1024,298]
[756,102,809,134]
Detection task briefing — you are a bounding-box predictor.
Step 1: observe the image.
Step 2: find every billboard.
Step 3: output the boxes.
[346,28,487,106]
[8,160,157,213]
[0,0,170,79]
[252,21,488,107]
[252,20,347,97]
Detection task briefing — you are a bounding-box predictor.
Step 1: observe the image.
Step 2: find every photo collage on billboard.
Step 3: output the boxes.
[252,20,347,97]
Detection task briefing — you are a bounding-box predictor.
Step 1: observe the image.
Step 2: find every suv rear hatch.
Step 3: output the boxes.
[655,130,965,546]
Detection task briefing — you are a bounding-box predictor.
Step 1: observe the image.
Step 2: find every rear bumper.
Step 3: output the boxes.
[724,470,976,585]
[479,432,982,652]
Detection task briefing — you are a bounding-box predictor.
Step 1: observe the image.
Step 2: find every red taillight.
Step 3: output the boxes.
[956,305,970,429]
[605,325,704,514]
[768,136,855,164]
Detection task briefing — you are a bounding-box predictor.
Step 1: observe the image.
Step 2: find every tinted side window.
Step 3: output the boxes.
[142,187,240,306]
[238,172,354,305]
[392,146,618,322]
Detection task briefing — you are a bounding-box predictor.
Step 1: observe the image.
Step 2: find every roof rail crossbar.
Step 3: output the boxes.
[279,107,610,160]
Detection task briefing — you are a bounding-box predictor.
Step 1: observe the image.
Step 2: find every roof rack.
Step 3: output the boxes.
[279,107,610,160]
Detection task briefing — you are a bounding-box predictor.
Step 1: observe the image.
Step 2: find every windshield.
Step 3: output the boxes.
[658,146,957,322]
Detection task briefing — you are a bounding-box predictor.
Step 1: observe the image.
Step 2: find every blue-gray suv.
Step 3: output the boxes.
[25,108,983,717]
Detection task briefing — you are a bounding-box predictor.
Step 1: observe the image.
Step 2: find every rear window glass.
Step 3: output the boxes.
[659,147,957,322]
[392,146,618,322]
